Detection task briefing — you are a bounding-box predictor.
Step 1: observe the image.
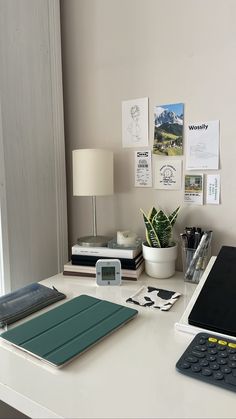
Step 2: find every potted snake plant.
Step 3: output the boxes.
[140,205,180,278]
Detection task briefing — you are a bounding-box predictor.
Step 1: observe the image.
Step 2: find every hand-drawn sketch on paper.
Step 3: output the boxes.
[122,97,148,148]
[153,103,184,156]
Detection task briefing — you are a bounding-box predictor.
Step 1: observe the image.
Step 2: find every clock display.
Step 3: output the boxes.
[101,266,116,281]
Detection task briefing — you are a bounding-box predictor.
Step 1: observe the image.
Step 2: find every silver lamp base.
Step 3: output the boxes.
[77,235,111,247]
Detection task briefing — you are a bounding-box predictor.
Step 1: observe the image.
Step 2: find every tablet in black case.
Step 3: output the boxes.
[188,246,236,337]
[0,282,66,327]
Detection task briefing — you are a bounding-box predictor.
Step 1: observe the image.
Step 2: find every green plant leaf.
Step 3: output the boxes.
[140,209,161,247]
[168,206,180,227]
[148,206,158,223]
[152,210,172,247]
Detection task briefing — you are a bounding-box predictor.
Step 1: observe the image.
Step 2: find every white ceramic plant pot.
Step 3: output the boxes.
[142,242,178,279]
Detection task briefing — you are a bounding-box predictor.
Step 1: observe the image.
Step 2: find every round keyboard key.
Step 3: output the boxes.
[195,345,207,352]
[218,340,227,346]
[191,350,205,359]
[217,344,226,351]
[180,361,190,369]
[199,359,209,367]
[214,371,224,380]
[228,361,236,368]
[202,368,212,376]
[199,338,207,345]
[218,351,228,358]
[207,342,216,348]
[186,356,198,363]
[218,358,227,365]
[228,348,236,354]
[229,354,236,361]
[191,365,201,373]
[210,362,219,370]
[228,343,236,349]
[208,348,217,355]
[208,337,217,343]
[221,366,232,374]
[207,355,216,362]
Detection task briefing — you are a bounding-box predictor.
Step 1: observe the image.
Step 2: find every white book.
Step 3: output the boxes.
[71,243,142,259]
[64,261,144,278]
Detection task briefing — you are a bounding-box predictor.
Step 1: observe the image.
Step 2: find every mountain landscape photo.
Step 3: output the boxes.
[153,103,184,156]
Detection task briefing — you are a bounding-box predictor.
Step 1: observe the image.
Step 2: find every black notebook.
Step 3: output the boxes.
[188,246,236,337]
[0,282,66,327]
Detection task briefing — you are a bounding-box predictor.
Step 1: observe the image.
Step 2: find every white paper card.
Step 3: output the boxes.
[206,174,220,204]
[184,174,204,205]
[122,97,149,148]
[135,150,152,187]
[154,159,182,190]
[186,120,220,170]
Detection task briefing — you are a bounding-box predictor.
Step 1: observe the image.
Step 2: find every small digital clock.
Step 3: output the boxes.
[95,259,122,286]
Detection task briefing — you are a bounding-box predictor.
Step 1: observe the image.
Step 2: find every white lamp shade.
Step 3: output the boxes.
[72,149,114,196]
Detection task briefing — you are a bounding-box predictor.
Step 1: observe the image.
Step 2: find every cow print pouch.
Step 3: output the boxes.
[126,286,181,311]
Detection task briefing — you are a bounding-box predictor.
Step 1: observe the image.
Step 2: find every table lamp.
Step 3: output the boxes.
[72,148,114,247]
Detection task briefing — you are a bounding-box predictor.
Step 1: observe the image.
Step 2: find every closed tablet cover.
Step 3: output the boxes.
[1,295,138,367]
[188,246,236,337]
[0,283,66,326]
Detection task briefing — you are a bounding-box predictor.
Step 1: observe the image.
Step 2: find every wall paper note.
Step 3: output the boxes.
[186,120,220,170]
[135,150,152,187]
[206,174,220,204]
[184,174,204,205]
[154,159,182,190]
[153,103,184,156]
[122,97,148,148]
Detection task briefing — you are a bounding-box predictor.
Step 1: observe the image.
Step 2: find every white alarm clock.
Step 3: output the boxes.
[95,259,122,286]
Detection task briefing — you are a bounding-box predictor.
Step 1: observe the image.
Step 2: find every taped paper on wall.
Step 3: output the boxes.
[206,174,220,204]
[135,150,152,187]
[184,174,204,205]
[154,159,182,190]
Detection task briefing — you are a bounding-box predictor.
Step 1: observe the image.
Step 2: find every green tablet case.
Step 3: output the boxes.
[1,295,138,367]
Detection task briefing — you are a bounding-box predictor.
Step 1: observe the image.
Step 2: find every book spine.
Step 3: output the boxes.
[71,253,142,265]
[71,255,143,270]
[63,271,138,281]
[64,261,144,278]
[71,244,140,259]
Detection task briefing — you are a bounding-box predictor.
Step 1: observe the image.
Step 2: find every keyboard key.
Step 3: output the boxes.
[180,361,190,369]
[221,366,232,374]
[228,361,236,368]
[199,359,209,367]
[185,355,198,363]
[202,368,212,376]
[210,362,219,370]
[213,371,224,380]
[191,350,205,358]
[191,365,201,373]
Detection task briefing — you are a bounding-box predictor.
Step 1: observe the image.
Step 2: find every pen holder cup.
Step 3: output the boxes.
[181,246,211,283]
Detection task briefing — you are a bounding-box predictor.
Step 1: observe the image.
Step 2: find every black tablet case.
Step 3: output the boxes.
[0,283,66,327]
[188,246,236,337]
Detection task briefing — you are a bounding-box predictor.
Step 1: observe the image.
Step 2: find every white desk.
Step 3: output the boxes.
[0,260,235,419]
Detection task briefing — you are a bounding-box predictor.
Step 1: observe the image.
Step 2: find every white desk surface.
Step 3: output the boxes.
[0,260,235,419]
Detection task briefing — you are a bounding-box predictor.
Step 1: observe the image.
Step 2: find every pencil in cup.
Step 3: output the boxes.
[184,231,212,283]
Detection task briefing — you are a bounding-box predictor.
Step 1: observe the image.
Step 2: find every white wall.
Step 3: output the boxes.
[61,0,236,267]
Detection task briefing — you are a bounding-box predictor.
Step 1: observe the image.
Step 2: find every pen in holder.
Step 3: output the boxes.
[181,231,212,283]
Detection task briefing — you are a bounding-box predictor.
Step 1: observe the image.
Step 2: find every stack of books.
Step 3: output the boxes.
[63,243,144,280]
